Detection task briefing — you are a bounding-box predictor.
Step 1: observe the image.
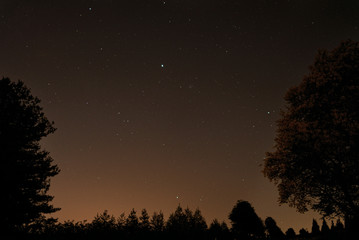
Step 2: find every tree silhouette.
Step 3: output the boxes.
[0,77,60,234]
[117,212,126,232]
[139,208,150,232]
[208,219,230,240]
[330,220,335,231]
[311,219,320,236]
[125,208,139,235]
[321,218,330,235]
[56,220,88,238]
[219,221,230,239]
[335,219,344,232]
[189,208,208,239]
[298,228,309,238]
[209,219,222,239]
[166,205,208,239]
[91,210,116,235]
[229,200,265,239]
[330,219,345,240]
[264,217,285,240]
[263,40,359,231]
[285,228,296,239]
[166,205,188,235]
[151,211,165,232]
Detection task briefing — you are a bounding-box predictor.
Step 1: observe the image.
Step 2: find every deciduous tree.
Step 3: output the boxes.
[264,217,285,240]
[263,40,359,231]
[229,200,265,239]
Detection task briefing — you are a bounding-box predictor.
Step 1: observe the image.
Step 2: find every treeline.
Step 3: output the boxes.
[23,206,217,240]
[16,201,350,240]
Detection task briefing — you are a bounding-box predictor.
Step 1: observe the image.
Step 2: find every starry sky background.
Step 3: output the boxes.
[1,0,359,232]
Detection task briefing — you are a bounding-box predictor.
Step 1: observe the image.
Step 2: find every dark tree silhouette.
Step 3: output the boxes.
[209,219,223,240]
[208,219,230,240]
[298,228,309,238]
[151,211,165,232]
[209,219,222,239]
[166,205,188,235]
[311,219,320,236]
[190,209,207,235]
[229,200,265,239]
[56,219,89,238]
[330,220,335,231]
[264,217,285,240]
[0,77,60,234]
[139,208,150,232]
[117,213,126,232]
[285,228,296,239]
[263,40,359,231]
[321,218,330,234]
[330,219,346,240]
[91,210,116,235]
[335,219,344,231]
[125,208,139,236]
[166,205,208,239]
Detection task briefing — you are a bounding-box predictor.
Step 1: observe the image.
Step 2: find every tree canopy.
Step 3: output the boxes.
[263,40,359,230]
[311,219,320,236]
[165,205,207,239]
[229,200,265,239]
[0,77,60,234]
[264,217,285,240]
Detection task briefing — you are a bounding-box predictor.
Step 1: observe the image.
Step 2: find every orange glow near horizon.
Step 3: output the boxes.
[1,0,356,234]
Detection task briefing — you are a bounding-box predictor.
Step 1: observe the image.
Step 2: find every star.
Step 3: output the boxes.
[161,64,164,68]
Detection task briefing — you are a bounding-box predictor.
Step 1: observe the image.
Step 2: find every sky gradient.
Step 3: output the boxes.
[1,0,359,232]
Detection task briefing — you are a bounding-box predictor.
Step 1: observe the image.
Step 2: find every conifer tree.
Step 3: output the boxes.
[0,78,60,234]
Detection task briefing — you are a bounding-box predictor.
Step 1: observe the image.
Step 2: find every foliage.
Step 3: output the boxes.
[229,200,265,239]
[16,205,354,240]
[139,208,150,232]
[299,228,309,238]
[166,205,188,234]
[117,213,126,231]
[91,210,117,234]
[151,211,165,232]
[191,208,208,235]
[166,205,207,239]
[209,219,230,240]
[263,40,359,228]
[0,77,60,234]
[285,228,296,239]
[321,219,330,234]
[335,219,344,231]
[264,217,285,240]
[311,219,320,235]
[125,208,139,234]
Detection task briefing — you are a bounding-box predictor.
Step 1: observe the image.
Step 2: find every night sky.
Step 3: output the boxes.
[1,0,359,232]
